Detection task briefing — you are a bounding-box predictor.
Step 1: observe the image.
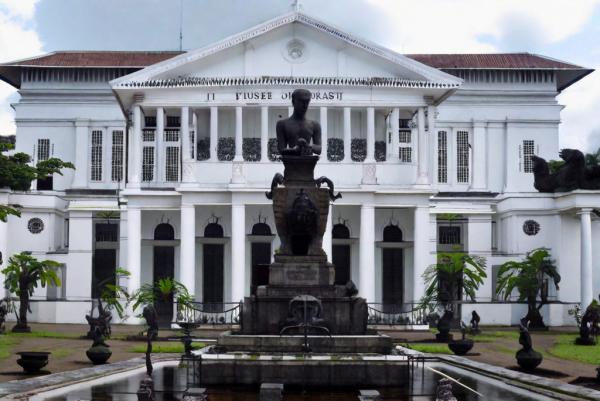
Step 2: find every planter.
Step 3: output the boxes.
[516,349,543,371]
[435,332,453,343]
[16,351,50,373]
[86,345,112,365]
[448,339,474,355]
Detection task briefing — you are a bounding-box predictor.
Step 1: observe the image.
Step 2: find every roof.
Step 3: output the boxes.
[407,53,584,70]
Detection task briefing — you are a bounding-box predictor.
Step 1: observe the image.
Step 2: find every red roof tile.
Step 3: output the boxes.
[406,53,583,70]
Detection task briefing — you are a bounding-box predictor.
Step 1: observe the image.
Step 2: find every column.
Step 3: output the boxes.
[467,215,492,298]
[416,107,429,184]
[156,107,164,182]
[210,107,218,161]
[231,203,246,302]
[427,105,436,177]
[580,208,593,308]
[472,121,487,190]
[0,201,8,297]
[180,205,196,297]
[192,110,198,160]
[288,106,294,117]
[181,106,190,161]
[72,119,89,188]
[127,207,141,295]
[66,210,93,300]
[359,204,375,302]
[129,105,142,187]
[388,108,400,161]
[320,107,328,160]
[366,107,375,162]
[413,206,430,303]
[323,203,333,262]
[343,107,351,162]
[234,106,243,161]
[260,106,269,162]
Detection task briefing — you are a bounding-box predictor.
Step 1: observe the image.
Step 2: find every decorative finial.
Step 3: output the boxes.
[291,0,302,12]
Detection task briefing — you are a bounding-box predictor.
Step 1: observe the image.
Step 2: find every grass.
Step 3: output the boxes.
[129,342,206,354]
[7,330,81,340]
[404,343,453,355]
[547,334,600,365]
[0,335,21,359]
[471,330,520,343]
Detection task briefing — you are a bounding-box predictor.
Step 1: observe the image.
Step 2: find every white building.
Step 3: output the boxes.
[0,10,596,326]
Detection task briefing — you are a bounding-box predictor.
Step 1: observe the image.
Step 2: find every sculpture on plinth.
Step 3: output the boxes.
[138,305,158,401]
[532,149,600,192]
[85,298,112,339]
[515,319,543,371]
[470,310,481,334]
[576,300,600,345]
[435,378,457,401]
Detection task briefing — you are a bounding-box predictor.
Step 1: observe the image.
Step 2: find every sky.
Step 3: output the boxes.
[0,0,599,151]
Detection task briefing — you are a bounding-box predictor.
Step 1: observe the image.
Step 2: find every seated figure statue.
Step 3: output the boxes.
[276,89,322,156]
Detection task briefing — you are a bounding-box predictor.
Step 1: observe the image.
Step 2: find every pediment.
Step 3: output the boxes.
[111,12,461,89]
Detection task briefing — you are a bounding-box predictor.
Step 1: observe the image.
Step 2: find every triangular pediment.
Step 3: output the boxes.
[111,11,461,88]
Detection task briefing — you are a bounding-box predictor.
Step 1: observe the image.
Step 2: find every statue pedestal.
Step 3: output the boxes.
[269,256,334,286]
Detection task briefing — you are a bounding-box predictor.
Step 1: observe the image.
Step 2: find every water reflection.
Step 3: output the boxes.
[44,364,556,401]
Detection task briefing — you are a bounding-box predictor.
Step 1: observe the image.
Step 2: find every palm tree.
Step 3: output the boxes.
[131,278,193,326]
[2,252,61,332]
[495,248,560,329]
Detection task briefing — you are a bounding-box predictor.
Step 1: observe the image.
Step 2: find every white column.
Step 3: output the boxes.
[320,107,328,160]
[181,106,190,161]
[388,108,400,161]
[156,107,164,182]
[0,201,8,297]
[323,203,333,262]
[127,207,141,295]
[72,119,89,188]
[427,105,436,177]
[234,106,243,162]
[210,106,218,161]
[129,105,142,187]
[416,107,429,185]
[180,204,196,297]
[472,121,487,190]
[288,106,294,117]
[343,107,351,162]
[231,204,246,302]
[192,110,198,160]
[580,208,593,308]
[413,206,430,303]
[366,107,375,162]
[359,204,375,302]
[260,106,269,161]
[66,210,93,300]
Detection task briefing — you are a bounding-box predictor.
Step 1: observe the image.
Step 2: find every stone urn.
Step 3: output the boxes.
[448,339,474,356]
[516,349,543,371]
[86,344,112,365]
[16,351,50,373]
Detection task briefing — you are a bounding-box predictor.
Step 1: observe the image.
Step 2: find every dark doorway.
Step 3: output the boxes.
[203,223,224,312]
[92,249,116,299]
[382,225,403,309]
[153,223,175,326]
[251,223,272,295]
[332,223,351,285]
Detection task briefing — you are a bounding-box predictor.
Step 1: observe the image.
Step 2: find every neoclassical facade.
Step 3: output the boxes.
[0,10,596,325]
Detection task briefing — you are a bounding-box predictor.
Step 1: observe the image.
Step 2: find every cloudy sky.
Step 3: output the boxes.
[1,0,599,151]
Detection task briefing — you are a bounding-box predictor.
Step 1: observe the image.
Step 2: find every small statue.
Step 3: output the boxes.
[435,378,457,401]
[276,89,322,156]
[576,300,600,345]
[0,297,9,334]
[142,305,159,376]
[137,376,155,401]
[516,320,543,371]
[470,310,481,334]
[85,298,112,339]
[460,321,467,341]
[532,149,600,193]
[436,309,454,342]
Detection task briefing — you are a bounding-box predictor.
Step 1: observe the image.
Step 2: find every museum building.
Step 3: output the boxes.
[0,9,596,326]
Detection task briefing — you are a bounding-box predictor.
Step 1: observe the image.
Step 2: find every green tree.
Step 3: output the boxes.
[98,267,131,320]
[585,148,600,167]
[2,252,61,332]
[131,278,193,320]
[495,248,560,329]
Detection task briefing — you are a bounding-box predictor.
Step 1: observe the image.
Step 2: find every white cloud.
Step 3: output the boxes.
[365,0,600,52]
[0,0,42,136]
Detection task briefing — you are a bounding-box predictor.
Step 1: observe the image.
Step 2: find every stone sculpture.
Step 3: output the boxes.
[436,309,454,342]
[85,298,112,339]
[576,300,600,345]
[0,297,9,334]
[532,149,600,192]
[281,295,329,335]
[448,321,474,355]
[143,304,159,376]
[516,320,543,371]
[435,378,457,401]
[470,310,481,334]
[85,326,112,365]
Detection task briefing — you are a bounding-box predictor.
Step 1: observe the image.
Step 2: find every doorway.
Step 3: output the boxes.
[331,224,351,285]
[382,225,403,311]
[203,223,224,312]
[250,222,272,295]
[153,223,175,325]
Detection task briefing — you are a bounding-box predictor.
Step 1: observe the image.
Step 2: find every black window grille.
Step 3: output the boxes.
[438,226,461,245]
[95,223,118,242]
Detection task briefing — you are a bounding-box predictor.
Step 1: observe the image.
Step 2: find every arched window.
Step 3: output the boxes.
[332,223,350,239]
[204,223,224,238]
[251,222,272,236]
[383,225,403,242]
[154,223,174,240]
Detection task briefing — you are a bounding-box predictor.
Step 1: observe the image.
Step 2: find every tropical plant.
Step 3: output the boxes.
[1,252,61,332]
[420,252,487,311]
[131,278,193,313]
[98,268,131,319]
[495,247,560,329]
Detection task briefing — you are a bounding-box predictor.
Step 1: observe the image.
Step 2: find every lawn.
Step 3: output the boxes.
[471,330,520,343]
[0,335,20,359]
[404,343,453,354]
[547,334,600,365]
[129,342,206,353]
[7,330,82,340]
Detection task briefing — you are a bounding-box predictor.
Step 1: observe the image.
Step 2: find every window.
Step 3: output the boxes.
[111,130,124,182]
[166,116,180,127]
[142,146,154,182]
[438,131,448,183]
[47,264,66,300]
[491,265,501,301]
[95,223,118,242]
[165,129,179,142]
[398,128,412,163]
[399,147,412,163]
[165,146,180,182]
[37,138,50,161]
[90,130,103,181]
[522,140,535,173]
[144,116,156,127]
[456,130,470,183]
[438,226,461,245]
[142,129,155,142]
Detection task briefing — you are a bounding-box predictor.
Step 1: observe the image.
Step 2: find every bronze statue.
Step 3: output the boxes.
[276,89,322,156]
[532,149,600,192]
[142,305,159,376]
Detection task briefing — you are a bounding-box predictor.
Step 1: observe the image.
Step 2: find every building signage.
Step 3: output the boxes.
[205,90,344,103]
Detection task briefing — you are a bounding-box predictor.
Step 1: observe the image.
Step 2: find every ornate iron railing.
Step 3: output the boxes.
[367,303,427,326]
[175,302,242,326]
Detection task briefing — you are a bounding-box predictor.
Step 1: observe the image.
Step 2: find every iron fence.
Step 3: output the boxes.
[367,303,427,326]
